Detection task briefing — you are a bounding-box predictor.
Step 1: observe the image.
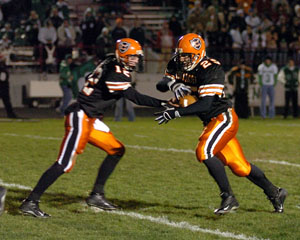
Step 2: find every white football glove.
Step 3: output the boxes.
[170,82,191,100]
[154,108,181,125]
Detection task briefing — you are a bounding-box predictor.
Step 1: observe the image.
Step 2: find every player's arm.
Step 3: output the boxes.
[177,96,214,116]
[156,59,191,99]
[122,87,165,107]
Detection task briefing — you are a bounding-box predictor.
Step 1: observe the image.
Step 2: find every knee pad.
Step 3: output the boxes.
[115,145,125,156]
[229,162,251,177]
[52,162,66,174]
[195,148,205,163]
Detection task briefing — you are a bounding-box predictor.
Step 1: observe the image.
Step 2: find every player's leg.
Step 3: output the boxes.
[0,186,7,216]
[196,108,239,214]
[260,85,267,118]
[114,98,124,121]
[292,90,298,118]
[20,110,94,217]
[86,119,125,210]
[269,86,275,118]
[217,137,287,213]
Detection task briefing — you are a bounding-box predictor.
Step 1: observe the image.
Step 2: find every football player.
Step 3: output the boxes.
[20,38,168,218]
[155,33,287,214]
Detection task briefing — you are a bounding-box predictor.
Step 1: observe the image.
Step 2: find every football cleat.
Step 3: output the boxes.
[0,187,7,216]
[268,188,287,213]
[214,192,239,215]
[19,199,50,218]
[86,193,118,210]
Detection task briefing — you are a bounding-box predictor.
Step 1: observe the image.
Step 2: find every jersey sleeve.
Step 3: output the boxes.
[156,58,177,92]
[105,80,131,93]
[198,65,225,98]
[123,87,163,107]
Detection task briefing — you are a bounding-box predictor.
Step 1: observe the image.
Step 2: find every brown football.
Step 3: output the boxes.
[179,95,198,107]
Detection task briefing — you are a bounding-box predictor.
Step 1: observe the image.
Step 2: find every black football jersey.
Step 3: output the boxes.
[157,56,232,122]
[77,56,162,117]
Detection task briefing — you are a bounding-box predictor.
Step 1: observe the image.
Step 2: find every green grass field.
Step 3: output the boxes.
[0,116,300,240]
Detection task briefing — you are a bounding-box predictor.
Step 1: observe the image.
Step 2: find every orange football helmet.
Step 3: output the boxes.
[115,38,144,71]
[175,33,206,71]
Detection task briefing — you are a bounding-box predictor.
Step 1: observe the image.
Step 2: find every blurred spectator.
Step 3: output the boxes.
[94,12,106,41]
[26,11,41,46]
[258,56,278,119]
[265,29,278,61]
[57,19,76,64]
[31,0,49,22]
[186,3,206,32]
[252,27,267,69]
[111,17,127,42]
[245,8,261,30]
[192,22,206,38]
[38,19,57,45]
[227,59,254,118]
[216,24,232,69]
[259,14,273,33]
[95,27,114,60]
[230,9,247,31]
[38,19,57,74]
[277,25,292,66]
[56,0,70,19]
[156,21,174,73]
[278,58,300,118]
[114,97,136,122]
[206,22,219,59]
[0,23,14,42]
[235,0,253,14]
[27,10,41,30]
[49,7,64,29]
[229,24,243,65]
[0,5,3,22]
[168,15,183,42]
[58,54,73,115]
[129,17,145,47]
[0,56,17,118]
[202,5,220,32]
[256,0,272,17]
[80,8,97,55]
[289,34,300,65]
[13,20,30,46]
[272,3,290,25]
[188,0,204,16]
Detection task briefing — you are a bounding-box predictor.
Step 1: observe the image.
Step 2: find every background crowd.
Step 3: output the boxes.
[0,0,299,71]
[0,0,300,119]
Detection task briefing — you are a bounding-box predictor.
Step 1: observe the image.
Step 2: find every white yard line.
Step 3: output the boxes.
[0,176,269,240]
[0,179,32,190]
[3,133,300,168]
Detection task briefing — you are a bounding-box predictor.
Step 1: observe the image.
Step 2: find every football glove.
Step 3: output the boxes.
[170,82,191,100]
[154,108,181,125]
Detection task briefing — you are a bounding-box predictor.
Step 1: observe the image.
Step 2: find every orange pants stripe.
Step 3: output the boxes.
[196,109,251,176]
[56,110,124,172]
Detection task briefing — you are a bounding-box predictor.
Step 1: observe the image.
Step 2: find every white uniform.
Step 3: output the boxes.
[258,63,278,85]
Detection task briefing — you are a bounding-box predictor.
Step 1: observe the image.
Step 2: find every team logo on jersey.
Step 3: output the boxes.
[189,38,202,50]
[118,41,131,53]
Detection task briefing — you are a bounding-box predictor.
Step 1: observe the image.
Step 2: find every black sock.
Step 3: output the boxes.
[204,156,234,195]
[27,162,65,201]
[92,155,122,195]
[247,164,278,197]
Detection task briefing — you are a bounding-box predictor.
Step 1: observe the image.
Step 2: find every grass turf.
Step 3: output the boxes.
[0,116,299,240]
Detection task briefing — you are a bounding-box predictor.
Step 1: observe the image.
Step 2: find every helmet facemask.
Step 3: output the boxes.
[176,51,200,71]
[120,53,143,72]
